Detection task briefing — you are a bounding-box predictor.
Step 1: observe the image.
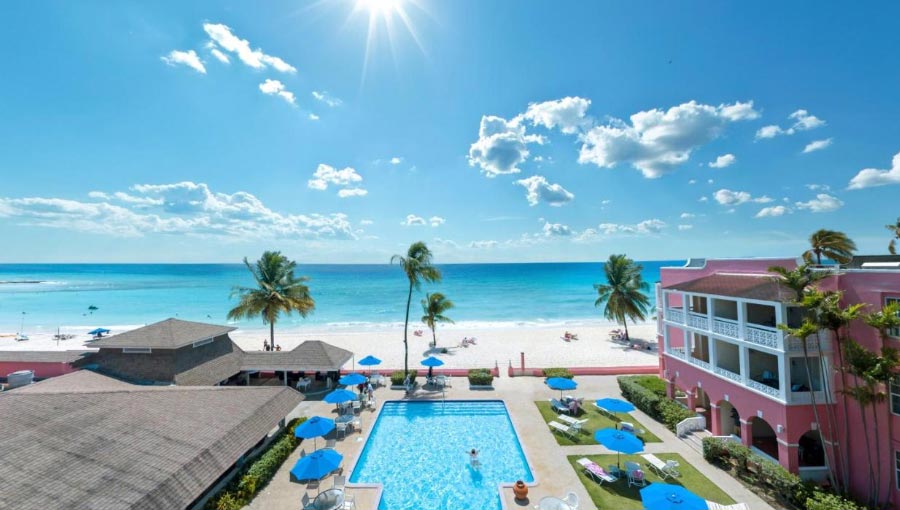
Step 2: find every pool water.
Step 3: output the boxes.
[349,400,534,510]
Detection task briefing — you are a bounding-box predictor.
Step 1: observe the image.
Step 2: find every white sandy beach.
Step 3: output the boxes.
[0,322,659,370]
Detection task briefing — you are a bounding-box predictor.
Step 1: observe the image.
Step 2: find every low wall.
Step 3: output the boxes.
[0,361,78,380]
[340,367,500,378]
[507,365,658,377]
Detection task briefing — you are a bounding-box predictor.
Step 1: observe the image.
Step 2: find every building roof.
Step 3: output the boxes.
[0,370,303,510]
[663,273,795,302]
[846,255,900,270]
[0,350,93,364]
[89,318,237,350]
[241,340,353,372]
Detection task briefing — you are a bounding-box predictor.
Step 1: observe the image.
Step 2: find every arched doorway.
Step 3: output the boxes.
[798,430,825,467]
[717,400,740,438]
[749,417,779,461]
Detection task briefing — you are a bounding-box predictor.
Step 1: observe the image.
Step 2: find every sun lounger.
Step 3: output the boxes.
[706,502,749,510]
[642,453,680,479]
[620,421,635,433]
[625,461,646,487]
[576,458,618,484]
[549,421,576,438]
[550,398,570,414]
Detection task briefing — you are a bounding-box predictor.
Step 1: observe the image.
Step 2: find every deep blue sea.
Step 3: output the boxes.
[0,262,681,333]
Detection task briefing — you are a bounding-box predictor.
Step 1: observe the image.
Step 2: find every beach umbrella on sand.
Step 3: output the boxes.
[358,355,382,377]
[421,355,444,378]
[291,448,343,483]
[88,328,110,337]
[594,428,643,469]
[595,397,636,425]
[546,377,577,400]
[640,483,707,510]
[294,416,335,450]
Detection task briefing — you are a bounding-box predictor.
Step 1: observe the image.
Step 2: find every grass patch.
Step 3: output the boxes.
[534,401,661,445]
[567,453,736,510]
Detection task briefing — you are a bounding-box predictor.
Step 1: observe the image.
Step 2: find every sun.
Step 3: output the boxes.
[356,0,402,16]
[350,0,428,82]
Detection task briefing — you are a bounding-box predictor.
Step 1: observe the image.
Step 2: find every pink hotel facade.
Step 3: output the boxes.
[656,256,900,505]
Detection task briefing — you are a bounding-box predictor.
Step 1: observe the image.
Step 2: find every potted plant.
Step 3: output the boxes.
[513,480,528,500]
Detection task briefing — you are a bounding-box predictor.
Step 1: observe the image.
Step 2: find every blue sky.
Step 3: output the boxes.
[1,1,899,263]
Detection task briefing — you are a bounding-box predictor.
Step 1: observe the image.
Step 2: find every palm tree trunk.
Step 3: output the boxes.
[432,327,437,348]
[813,332,842,493]
[623,318,630,341]
[870,400,883,506]
[270,321,275,345]
[403,281,412,377]
[801,340,835,490]
[816,250,822,265]
[832,330,852,493]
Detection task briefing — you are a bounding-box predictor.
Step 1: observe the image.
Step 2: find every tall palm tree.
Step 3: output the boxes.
[392,242,442,376]
[803,229,857,265]
[421,292,454,348]
[227,251,315,345]
[886,217,900,254]
[594,254,650,341]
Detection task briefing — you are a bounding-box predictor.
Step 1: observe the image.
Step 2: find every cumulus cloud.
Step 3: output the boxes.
[542,221,572,237]
[161,50,206,74]
[523,96,591,134]
[359,219,374,226]
[848,151,900,189]
[756,109,825,139]
[401,214,426,226]
[803,138,833,153]
[311,91,342,107]
[680,212,695,219]
[208,46,230,64]
[577,101,759,178]
[429,216,446,227]
[755,205,791,218]
[0,182,358,239]
[514,175,574,207]
[468,115,545,177]
[203,23,296,73]
[308,164,363,191]
[596,219,666,235]
[678,224,694,231]
[337,188,368,198]
[259,79,296,105]
[806,184,832,192]
[795,194,843,213]
[708,154,736,168]
[308,113,320,121]
[713,189,773,206]
[469,240,498,249]
[390,157,403,165]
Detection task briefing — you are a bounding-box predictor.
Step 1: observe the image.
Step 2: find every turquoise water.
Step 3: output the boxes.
[0,261,680,332]
[349,400,534,510]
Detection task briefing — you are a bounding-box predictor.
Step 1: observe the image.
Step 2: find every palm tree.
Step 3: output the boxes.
[886,217,900,254]
[802,229,857,265]
[227,251,315,345]
[392,242,442,376]
[421,292,454,348]
[594,254,650,341]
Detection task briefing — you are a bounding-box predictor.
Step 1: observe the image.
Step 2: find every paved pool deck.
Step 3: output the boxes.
[247,375,772,510]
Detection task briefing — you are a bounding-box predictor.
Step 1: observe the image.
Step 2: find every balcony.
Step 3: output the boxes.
[687,313,709,330]
[714,366,742,382]
[666,346,687,359]
[712,318,740,338]
[748,378,780,397]
[744,325,781,349]
[787,336,830,353]
[689,356,711,371]
[666,308,685,324]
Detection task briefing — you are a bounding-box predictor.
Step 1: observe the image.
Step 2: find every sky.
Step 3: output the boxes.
[1,0,899,264]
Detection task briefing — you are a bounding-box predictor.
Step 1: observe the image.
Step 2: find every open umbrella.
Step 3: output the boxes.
[339,373,367,386]
[640,483,708,510]
[294,416,335,450]
[290,448,343,482]
[88,328,110,337]
[546,377,577,400]
[358,355,381,366]
[421,356,444,378]
[595,397,636,424]
[324,389,357,404]
[594,427,643,469]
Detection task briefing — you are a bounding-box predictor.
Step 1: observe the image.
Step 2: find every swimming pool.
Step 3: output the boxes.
[349,400,534,510]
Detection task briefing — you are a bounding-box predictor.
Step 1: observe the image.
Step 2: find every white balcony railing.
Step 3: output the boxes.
[787,336,830,353]
[747,379,781,397]
[675,415,707,438]
[689,356,711,371]
[714,366,742,382]
[745,325,781,349]
[666,308,685,324]
[687,313,709,330]
[712,318,740,338]
[666,346,687,359]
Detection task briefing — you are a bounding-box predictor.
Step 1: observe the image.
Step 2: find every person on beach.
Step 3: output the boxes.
[263,340,269,351]
[275,344,282,351]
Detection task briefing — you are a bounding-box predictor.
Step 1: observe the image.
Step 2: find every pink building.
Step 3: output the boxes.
[657,256,900,506]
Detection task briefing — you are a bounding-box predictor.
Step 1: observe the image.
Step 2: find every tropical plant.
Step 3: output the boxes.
[227,251,315,345]
[392,242,442,376]
[802,229,857,265]
[887,217,900,255]
[421,292,454,348]
[594,254,650,341]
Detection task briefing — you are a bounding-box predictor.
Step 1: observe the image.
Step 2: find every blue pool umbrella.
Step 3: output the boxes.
[290,448,343,481]
[294,416,335,450]
[358,355,381,366]
[547,377,577,400]
[88,328,110,336]
[596,398,636,414]
[339,373,367,386]
[640,483,708,510]
[595,427,644,468]
[324,389,357,404]
[421,356,445,367]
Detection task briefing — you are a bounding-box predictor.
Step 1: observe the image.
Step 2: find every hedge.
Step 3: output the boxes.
[390,370,418,386]
[467,368,494,386]
[542,367,574,379]
[702,437,864,510]
[205,417,307,510]
[616,375,693,432]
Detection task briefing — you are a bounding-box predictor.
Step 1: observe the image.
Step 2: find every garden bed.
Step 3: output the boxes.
[534,400,660,446]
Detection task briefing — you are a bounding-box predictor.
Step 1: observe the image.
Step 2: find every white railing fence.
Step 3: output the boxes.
[675,415,707,437]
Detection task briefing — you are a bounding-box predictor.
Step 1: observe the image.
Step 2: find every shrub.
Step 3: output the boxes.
[806,492,863,510]
[617,375,663,421]
[542,367,574,379]
[467,368,493,386]
[205,417,307,510]
[390,370,417,386]
[630,375,667,397]
[657,398,695,432]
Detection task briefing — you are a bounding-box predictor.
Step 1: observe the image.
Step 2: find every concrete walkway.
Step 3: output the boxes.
[246,375,773,510]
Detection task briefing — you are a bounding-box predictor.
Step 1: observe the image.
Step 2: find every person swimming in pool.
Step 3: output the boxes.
[469,448,481,468]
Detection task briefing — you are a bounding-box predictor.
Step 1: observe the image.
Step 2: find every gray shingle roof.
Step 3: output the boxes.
[664,273,795,302]
[0,370,303,510]
[89,318,237,350]
[241,340,353,372]
[0,350,93,364]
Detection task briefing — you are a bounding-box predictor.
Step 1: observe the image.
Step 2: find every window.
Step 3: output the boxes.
[887,297,900,338]
[892,377,900,416]
[123,347,151,354]
[192,338,213,348]
[896,451,900,491]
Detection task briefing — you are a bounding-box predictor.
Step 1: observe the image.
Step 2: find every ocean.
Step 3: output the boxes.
[0,261,682,334]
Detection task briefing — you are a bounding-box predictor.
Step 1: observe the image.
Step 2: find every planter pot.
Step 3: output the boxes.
[513,481,528,500]
[468,384,494,390]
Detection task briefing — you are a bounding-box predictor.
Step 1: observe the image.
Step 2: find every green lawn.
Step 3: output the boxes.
[534,401,661,446]
[567,453,736,510]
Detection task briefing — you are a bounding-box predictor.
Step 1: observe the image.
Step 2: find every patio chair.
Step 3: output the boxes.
[325,439,336,449]
[336,421,348,439]
[351,416,362,432]
[562,492,579,510]
[307,479,320,491]
[435,375,447,388]
[301,492,315,510]
[341,494,356,510]
[576,458,618,485]
[625,463,646,488]
[333,474,346,490]
[296,377,312,392]
[352,400,362,414]
[443,374,452,387]
[550,398,570,414]
[549,421,576,438]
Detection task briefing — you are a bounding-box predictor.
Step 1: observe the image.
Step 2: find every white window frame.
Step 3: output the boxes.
[122,347,151,354]
[891,377,900,416]
[192,338,214,348]
[887,297,900,339]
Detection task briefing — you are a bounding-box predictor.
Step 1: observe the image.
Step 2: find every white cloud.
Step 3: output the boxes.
[203,23,296,73]
[805,184,831,192]
[401,214,426,226]
[577,100,759,178]
[311,91,342,107]
[699,196,708,202]
[259,79,295,105]
[429,216,446,227]
[337,188,368,198]
[0,182,358,239]
[542,221,572,237]
[359,219,374,225]
[708,154,736,168]
[308,113,320,121]
[209,47,230,64]
[680,212,695,219]
[677,224,694,231]
[390,157,403,165]
[688,179,697,185]
[756,109,825,139]
[848,151,900,189]
[514,175,574,207]
[468,115,545,177]
[795,193,843,213]
[755,205,791,218]
[803,138,833,153]
[523,96,591,134]
[160,50,206,74]
[713,189,773,206]
[307,164,363,191]
[469,240,499,249]
[596,219,666,235]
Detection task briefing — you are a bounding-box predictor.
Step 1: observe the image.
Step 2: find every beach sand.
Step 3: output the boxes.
[0,322,659,370]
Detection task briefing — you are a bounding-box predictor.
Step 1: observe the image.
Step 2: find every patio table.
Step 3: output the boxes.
[313,488,344,510]
[536,496,573,510]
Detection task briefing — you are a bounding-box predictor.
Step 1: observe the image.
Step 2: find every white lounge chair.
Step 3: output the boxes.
[706,502,749,510]
[549,421,578,438]
[562,492,579,510]
[620,421,635,433]
[557,415,589,428]
[576,458,618,485]
[642,453,680,479]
